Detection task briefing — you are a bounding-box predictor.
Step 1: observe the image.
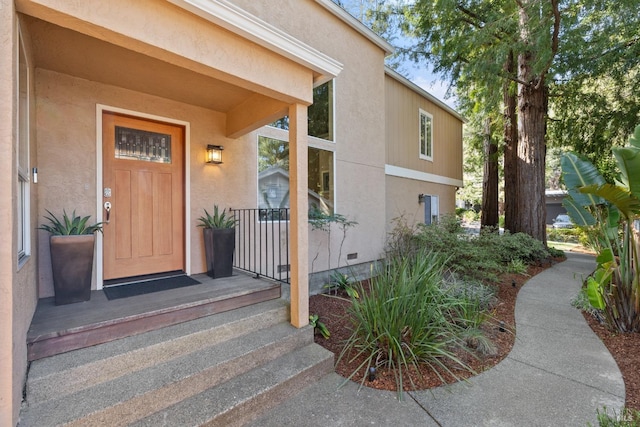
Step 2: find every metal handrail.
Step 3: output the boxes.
[231,208,290,283]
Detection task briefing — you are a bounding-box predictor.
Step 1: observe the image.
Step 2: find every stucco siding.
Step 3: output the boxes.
[17,0,314,105]
[237,0,390,269]
[385,175,457,231]
[0,3,16,425]
[35,70,259,297]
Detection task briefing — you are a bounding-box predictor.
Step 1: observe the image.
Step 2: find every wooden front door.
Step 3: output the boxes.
[102,112,185,280]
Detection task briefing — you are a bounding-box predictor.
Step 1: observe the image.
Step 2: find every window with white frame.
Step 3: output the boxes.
[269,79,335,142]
[257,136,335,216]
[419,109,433,161]
[17,32,30,263]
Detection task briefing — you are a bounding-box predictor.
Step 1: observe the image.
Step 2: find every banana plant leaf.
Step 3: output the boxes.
[613,146,640,199]
[628,124,640,149]
[604,207,621,240]
[561,153,605,207]
[596,247,614,265]
[586,271,608,310]
[562,197,596,227]
[579,183,640,220]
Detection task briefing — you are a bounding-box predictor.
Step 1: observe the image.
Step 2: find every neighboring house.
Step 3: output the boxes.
[546,189,568,224]
[0,0,462,423]
[258,166,333,214]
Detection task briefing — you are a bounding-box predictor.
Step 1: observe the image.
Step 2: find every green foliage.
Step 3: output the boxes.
[507,259,529,276]
[594,406,640,427]
[560,125,640,332]
[324,271,359,299]
[546,246,565,259]
[400,215,551,283]
[338,248,492,397]
[457,208,480,224]
[308,207,357,232]
[341,0,640,241]
[197,205,236,229]
[39,210,102,235]
[309,314,330,339]
[571,287,601,320]
[546,227,583,243]
[258,136,289,173]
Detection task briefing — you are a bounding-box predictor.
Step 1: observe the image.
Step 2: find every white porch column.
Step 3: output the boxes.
[288,103,309,328]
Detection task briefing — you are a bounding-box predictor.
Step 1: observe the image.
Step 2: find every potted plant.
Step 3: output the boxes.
[197,205,237,278]
[39,210,102,305]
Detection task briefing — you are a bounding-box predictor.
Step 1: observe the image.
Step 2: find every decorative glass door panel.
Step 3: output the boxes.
[115,126,172,163]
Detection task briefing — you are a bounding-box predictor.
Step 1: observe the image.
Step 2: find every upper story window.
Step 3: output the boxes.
[308,80,334,141]
[269,80,335,142]
[419,109,433,161]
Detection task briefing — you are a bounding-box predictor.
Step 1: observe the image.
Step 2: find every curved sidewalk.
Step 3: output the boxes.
[251,252,625,426]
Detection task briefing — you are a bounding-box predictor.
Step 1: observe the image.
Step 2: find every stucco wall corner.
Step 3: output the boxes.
[0,2,19,426]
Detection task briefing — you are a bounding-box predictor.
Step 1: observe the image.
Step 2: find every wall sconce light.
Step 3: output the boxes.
[418,193,426,204]
[206,145,223,164]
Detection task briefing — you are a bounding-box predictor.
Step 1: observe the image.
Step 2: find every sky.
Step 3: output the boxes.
[332,0,458,110]
[404,65,457,109]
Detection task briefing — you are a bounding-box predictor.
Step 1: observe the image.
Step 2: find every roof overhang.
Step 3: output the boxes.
[167,0,343,86]
[315,0,394,56]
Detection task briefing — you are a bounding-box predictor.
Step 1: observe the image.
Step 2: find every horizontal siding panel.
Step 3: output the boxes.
[385,76,462,181]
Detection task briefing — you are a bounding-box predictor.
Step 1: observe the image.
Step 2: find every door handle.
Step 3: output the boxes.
[104,201,111,223]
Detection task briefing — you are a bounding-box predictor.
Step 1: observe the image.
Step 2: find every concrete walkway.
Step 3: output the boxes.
[251,252,625,426]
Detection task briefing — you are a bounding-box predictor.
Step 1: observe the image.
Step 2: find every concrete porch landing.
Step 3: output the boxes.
[27,271,281,361]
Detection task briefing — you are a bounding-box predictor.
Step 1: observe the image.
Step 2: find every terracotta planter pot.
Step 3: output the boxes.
[49,235,95,305]
[203,228,235,278]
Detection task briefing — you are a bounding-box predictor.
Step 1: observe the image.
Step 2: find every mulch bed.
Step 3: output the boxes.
[584,313,640,410]
[309,259,639,411]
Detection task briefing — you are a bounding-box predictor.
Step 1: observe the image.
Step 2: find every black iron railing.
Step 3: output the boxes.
[231,208,290,283]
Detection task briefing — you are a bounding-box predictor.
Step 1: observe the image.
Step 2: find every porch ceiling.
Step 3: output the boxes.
[23,15,276,118]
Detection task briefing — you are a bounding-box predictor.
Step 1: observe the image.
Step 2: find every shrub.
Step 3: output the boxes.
[405,217,551,283]
[493,232,549,264]
[546,227,583,243]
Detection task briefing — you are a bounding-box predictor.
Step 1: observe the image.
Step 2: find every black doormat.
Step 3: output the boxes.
[103,275,201,300]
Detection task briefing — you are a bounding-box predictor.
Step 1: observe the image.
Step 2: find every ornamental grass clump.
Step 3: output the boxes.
[338,247,492,397]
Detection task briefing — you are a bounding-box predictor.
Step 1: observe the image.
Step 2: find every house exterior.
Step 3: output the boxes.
[545,189,568,224]
[384,68,464,228]
[0,0,463,423]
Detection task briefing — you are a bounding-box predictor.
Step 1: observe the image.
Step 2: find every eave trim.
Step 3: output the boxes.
[168,0,343,82]
[315,0,394,56]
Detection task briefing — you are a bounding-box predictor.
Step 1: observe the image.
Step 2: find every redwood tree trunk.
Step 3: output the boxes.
[515,55,548,244]
[503,50,518,233]
[481,118,499,229]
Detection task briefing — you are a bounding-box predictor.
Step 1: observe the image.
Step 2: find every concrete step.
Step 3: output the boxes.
[20,300,335,426]
[132,343,334,427]
[25,299,289,407]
